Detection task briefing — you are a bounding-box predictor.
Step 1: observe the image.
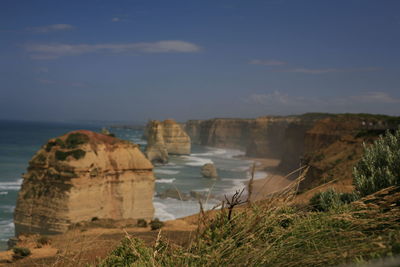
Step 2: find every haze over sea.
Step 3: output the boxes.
[0,120,263,251]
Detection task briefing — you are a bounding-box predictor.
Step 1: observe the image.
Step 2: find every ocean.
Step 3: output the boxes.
[0,120,263,251]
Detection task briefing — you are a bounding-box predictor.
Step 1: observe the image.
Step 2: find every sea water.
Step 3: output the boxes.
[0,121,265,251]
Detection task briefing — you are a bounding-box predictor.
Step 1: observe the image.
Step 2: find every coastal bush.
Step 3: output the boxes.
[45,138,65,151]
[65,133,89,149]
[13,247,31,259]
[55,149,86,161]
[100,198,400,266]
[98,237,153,267]
[149,218,164,230]
[309,189,358,211]
[353,128,400,197]
[137,219,148,228]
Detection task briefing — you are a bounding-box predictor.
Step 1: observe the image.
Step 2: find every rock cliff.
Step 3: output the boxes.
[185,115,316,159]
[14,130,155,235]
[184,114,400,191]
[145,120,191,163]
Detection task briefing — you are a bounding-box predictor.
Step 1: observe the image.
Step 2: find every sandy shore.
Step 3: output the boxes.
[238,157,293,201]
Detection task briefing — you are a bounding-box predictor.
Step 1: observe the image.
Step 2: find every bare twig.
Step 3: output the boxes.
[224,188,247,221]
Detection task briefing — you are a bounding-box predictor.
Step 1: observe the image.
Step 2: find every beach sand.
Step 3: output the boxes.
[239,157,293,201]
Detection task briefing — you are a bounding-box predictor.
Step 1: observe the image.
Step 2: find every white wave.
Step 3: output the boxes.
[154,169,180,175]
[232,165,251,172]
[192,188,212,193]
[0,179,23,191]
[155,178,176,184]
[253,171,268,180]
[153,197,219,221]
[0,192,8,195]
[0,205,15,213]
[153,201,176,221]
[0,220,15,241]
[181,155,213,166]
[221,178,248,194]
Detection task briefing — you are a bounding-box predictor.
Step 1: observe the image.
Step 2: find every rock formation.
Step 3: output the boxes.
[145,121,169,163]
[14,130,155,235]
[201,163,218,178]
[145,119,191,163]
[185,113,400,191]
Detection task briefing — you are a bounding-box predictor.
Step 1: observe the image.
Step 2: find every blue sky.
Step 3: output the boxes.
[1,0,399,123]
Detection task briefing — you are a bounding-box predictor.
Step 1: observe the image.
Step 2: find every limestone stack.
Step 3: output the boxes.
[145,121,169,163]
[145,119,191,163]
[14,130,155,235]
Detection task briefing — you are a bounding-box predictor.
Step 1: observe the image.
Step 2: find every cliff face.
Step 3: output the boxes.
[185,116,309,159]
[14,130,155,235]
[184,114,400,191]
[146,120,190,163]
[145,121,169,163]
[296,115,400,191]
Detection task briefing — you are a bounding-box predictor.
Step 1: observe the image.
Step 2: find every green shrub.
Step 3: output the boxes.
[310,189,341,211]
[353,128,400,197]
[98,237,153,267]
[13,247,31,259]
[55,149,86,161]
[149,218,164,230]
[309,189,358,211]
[45,138,65,151]
[65,133,89,149]
[136,219,148,228]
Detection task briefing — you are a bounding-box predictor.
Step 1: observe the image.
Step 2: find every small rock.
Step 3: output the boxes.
[201,163,218,178]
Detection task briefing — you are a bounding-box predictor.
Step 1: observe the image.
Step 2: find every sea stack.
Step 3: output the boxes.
[14,130,155,235]
[201,163,218,178]
[145,119,191,163]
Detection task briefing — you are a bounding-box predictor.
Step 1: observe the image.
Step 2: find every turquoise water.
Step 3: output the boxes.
[0,121,260,250]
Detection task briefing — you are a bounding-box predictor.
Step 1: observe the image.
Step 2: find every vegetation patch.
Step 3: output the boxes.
[150,218,164,230]
[353,128,400,197]
[136,219,148,228]
[65,133,89,149]
[100,195,400,266]
[55,149,86,161]
[45,138,65,151]
[13,247,31,260]
[309,189,359,211]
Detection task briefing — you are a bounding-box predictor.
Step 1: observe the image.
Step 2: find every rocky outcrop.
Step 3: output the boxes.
[201,163,218,178]
[146,121,169,163]
[14,130,155,235]
[145,120,191,163]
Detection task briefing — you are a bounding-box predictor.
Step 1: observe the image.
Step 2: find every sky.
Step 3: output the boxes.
[0,0,399,123]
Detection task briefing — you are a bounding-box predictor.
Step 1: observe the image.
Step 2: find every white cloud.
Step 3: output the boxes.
[111,17,120,22]
[249,59,287,66]
[243,91,400,115]
[35,67,49,74]
[36,78,87,87]
[277,67,381,74]
[25,40,201,59]
[349,91,400,104]
[28,24,74,33]
[36,78,56,85]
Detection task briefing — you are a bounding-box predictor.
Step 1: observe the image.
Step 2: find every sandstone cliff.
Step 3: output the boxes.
[295,114,400,191]
[185,116,314,159]
[184,114,400,191]
[14,130,155,235]
[145,119,191,163]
